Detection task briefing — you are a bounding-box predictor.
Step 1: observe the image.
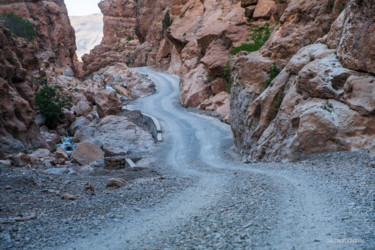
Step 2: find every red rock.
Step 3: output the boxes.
[211,78,228,95]
[55,148,69,160]
[241,0,258,8]
[73,100,93,117]
[336,0,375,75]
[61,194,76,200]
[253,0,275,20]
[94,90,121,118]
[106,178,126,189]
[72,142,105,166]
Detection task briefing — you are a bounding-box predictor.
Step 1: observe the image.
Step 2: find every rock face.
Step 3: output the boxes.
[230,0,375,161]
[335,0,375,75]
[80,0,140,78]
[0,0,78,157]
[90,63,156,99]
[83,0,251,118]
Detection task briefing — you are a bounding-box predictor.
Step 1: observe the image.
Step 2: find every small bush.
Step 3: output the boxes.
[309,51,315,61]
[162,10,172,32]
[0,13,35,41]
[261,63,281,91]
[273,93,283,112]
[144,53,148,65]
[231,23,274,55]
[35,85,72,128]
[204,76,214,84]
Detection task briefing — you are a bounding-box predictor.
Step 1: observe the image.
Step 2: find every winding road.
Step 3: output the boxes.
[61,68,373,249]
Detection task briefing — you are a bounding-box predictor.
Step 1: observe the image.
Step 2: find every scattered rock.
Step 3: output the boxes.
[41,130,61,152]
[55,148,69,160]
[73,100,93,116]
[35,114,46,126]
[12,153,30,167]
[61,193,76,200]
[30,149,51,159]
[43,168,74,175]
[106,178,126,189]
[28,155,39,164]
[90,159,105,168]
[0,160,11,167]
[72,142,105,166]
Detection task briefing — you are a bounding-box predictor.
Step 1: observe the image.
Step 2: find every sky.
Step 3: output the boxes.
[65,0,101,16]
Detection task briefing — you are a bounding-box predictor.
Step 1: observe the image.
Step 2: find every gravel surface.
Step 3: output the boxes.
[1,67,374,249]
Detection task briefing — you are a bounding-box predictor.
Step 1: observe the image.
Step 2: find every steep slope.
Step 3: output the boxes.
[230,0,375,161]
[80,0,375,161]
[0,0,78,157]
[82,0,259,118]
[69,13,103,59]
[80,0,140,78]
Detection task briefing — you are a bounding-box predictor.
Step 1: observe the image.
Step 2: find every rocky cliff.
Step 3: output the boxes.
[75,0,375,162]
[82,0,253,119]
[230,0,375,161]
[0,0,78,157]
[80,0,140,78]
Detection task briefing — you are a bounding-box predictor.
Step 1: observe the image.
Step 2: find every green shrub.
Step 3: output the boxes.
[144,53,148,65]
[162,10,172,32]
[35,85,72,128]
[0,13,35,41]
[261,63,281,91]
[231,23,274,55]
[273,93,283,112]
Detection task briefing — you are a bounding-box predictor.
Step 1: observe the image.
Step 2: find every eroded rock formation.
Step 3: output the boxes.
[230,0,375,161]
[0,0,78,157]
[0,0,156,166]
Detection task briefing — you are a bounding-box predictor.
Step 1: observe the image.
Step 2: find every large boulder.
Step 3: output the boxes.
[68,117,91,136]
[94,90,121,118]
[73,115,155,158]
[253,0,275,20]
[335,0,375,75]
[72,142,105,166]
[73,100,93,117]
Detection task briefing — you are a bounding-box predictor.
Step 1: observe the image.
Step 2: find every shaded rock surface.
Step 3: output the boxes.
[72,142,105,166]
[0,0,78,156]
[73,115,155,158]
[230,0,375,161]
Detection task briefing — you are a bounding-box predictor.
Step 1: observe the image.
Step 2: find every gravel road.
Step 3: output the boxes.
[58,68,375,249]
[2,68,373,249]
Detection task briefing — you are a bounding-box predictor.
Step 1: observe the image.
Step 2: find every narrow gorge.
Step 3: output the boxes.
[0,0,374,249]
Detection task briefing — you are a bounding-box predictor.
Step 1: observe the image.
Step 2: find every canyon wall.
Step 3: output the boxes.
[80,0,140,78]
[73,0,375,162]
[230,0,375,161]
[0,0,78,157]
